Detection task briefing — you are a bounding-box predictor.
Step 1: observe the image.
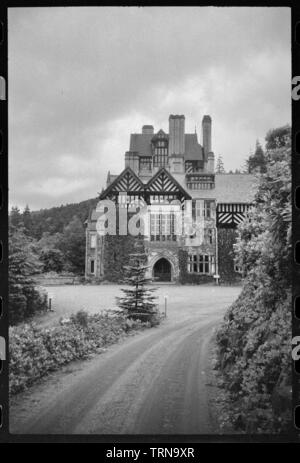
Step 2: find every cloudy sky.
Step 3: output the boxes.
[8,6,291,211]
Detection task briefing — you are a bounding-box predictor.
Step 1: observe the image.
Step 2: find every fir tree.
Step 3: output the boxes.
[10,206,23,229]
[248,140,266,173]
[215,155,225,174]
[116,236,159,325]
[23,205,33,235]
[240,158,250,174]
[58,215,86,274]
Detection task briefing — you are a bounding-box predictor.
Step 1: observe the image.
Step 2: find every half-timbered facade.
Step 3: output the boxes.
[85,115,257,283]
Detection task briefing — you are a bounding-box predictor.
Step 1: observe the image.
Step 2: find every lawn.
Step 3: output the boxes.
[35,283,242,327]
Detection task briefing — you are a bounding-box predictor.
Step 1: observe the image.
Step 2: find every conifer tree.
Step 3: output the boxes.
[10,206,23,228]
[248,140,266,173]
[23,205,33,235]
[116,235,158,324]
[215,155,226,174]
[9,226,46,324]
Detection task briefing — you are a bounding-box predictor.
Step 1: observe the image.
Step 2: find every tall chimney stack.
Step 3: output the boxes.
[142,125,154,135]
[169,115,185,156]
[202,115,212,160]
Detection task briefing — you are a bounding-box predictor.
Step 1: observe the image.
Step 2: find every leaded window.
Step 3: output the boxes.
[150,213,176,241]
[187,254,215,274]
[153,138,168,167]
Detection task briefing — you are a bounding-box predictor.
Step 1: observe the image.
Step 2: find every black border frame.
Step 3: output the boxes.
[0,1,298,445]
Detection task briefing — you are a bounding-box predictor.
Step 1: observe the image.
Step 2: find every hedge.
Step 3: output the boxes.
[9,310,149,394]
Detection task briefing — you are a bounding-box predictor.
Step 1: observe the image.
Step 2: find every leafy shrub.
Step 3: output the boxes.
[9,226,48,325]
[216,132,292,433]
[70,310,89,327]
[9,311,149,394]
[40,248,64,273]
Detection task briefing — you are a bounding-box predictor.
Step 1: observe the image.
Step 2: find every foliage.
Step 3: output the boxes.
[23,205,33,235]
[29,197,98,240]
[57,215,86,274]
[10,206,23,228]
[39,248,64,273]
[247,140,267,173]
[36,231,63,251]
[9,310,150,394]
[9,199,97,275]
[116,236,159,326]
[215,155,226,174]
[265,125,291,150]
[9,226,48,325]
[216,130,292,433]
[240,158,250,174]
[103,234,137,282]
[218,228,241,283]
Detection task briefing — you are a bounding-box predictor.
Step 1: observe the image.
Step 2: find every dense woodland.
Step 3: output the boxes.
[9,197,98,323]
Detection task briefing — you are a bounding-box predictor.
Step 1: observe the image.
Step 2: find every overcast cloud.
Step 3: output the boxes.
[8,6,291,210]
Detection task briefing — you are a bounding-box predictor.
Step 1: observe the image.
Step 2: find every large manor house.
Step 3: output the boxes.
[85,115,257,284]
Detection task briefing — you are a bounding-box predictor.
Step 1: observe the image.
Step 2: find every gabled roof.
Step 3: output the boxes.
[99,167,191,202]
[151,129,168,141]
[146,168,191,199]
[99,166,144,199]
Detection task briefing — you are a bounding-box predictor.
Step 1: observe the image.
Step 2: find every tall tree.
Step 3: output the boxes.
[39,248,64,273]
[240,159,250,174]
[58,215,86,274]
[9,227,46,324]
[10,206,23,229]
[215,155,226,174]
[22,205,33,235]
[116,236,158,325]
[248,140,266,173]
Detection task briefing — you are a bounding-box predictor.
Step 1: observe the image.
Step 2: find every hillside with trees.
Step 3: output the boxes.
[10,197,99,240]
[9,197,99,324]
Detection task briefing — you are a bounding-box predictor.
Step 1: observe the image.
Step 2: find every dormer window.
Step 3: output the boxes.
[153,142,168,167]
[152,130,169,168]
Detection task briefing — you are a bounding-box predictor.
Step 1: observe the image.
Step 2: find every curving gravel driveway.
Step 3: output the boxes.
[10,284,240,434]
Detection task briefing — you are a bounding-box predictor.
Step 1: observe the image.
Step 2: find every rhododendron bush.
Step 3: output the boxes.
[216,130,292,433]
[10,310,149,394]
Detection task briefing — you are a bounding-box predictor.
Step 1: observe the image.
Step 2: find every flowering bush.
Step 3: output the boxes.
[10,310,148,394]
[216,131,292,433]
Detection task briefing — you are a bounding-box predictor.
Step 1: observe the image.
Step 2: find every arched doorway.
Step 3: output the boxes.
[153,258,171,282]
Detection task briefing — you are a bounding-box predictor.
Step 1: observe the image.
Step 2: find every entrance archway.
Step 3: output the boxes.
[153,258,171,282]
